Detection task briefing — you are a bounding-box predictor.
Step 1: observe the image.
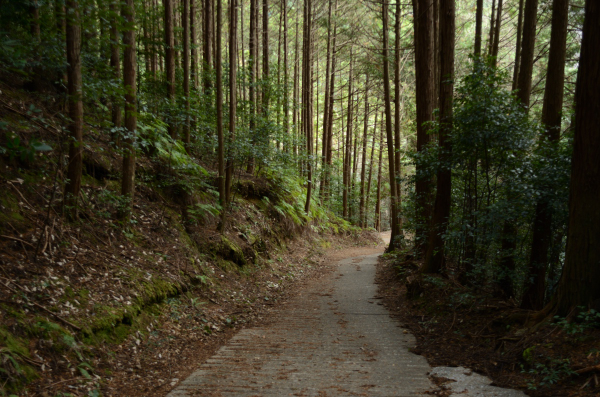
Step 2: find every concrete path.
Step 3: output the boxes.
[168,253,433,396]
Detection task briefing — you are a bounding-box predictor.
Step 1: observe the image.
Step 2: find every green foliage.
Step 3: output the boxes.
[552,308,600,335]
[1,132,52,163]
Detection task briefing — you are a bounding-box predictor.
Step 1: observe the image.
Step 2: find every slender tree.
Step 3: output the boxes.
[359,74,370,227]
[216,0,225,230]
[64,0,84,217]
[521,0,569,309]
[500,0,539,282]
[164,0,176,138]
[512,0,525,91]
[394,0,402,226]
[491,0,503,62]
[120,0,137,219]
[474,0,483,57]
[203,0,213,92]
[383,0,399,247]
[303,0,314,213]
[225,0,237,205]
[183,0,191,148]
[109,0,122,146]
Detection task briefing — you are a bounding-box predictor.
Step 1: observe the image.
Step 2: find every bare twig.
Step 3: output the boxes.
[0,234,35,247]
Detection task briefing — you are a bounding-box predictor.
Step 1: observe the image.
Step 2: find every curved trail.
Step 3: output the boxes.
[167,234,525,396]
[167,237,433,396]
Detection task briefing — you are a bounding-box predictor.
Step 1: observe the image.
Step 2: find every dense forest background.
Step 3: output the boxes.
[1,0,600,394]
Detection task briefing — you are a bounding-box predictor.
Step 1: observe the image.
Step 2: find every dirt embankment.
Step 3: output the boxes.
[375,254,600,397]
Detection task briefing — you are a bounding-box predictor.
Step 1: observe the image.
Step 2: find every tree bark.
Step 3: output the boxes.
[487,0,496,56]
[359,75,370,227]
[246,0,258,173]
[474,0,483,57]
[521,0,569,310]
[225,0,237,208]
[394,0,402,228]
[375,116,384,232]
[365,108,379,228]
[320,0,333,200]
[191,0,199,89]
[413,0,435,254]
[342,54,354,219]
[512,0,525,91]
[164,0,177,138]
[120,0,137,219]
[183,0,191,148]
[64,0,84,218]
[303,0,314,214]
[500,0,539,284]
[491,0,503,62]
[553,0,600,316]
[109,0,122,146]
[203,0,213,92]
[383,0,399,248]
[216,0,225,230]
[262,0,269,112]
[423,0,454,274]
[516,0,539,108]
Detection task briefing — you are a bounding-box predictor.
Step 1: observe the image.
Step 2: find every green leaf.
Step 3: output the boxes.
[31,141,52,151]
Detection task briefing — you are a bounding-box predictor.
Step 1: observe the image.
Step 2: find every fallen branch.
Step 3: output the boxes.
[576,364,600,375]
[0,234,35,247]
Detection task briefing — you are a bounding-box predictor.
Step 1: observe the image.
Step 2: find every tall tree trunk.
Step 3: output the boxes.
[474,0,483,57]
[491,0,503,62]
[246,0,258,173]
[500,0,539,280]
[365,109,379,227]
[303,0,314,213]
[423,0,455,274]
[320,0,333,200]
[203,0,213,92]
[164,0,177,138]
[516,0,538,108]
[109,0,122,146]
[342,54,354,219]
[262,0,269,112]
[183,0,191,148]
[359,75,370,227]
[283,0,289,152]
[30,0,41,41]
[521,0,569,309]
[225,0,237,207]
[216,0,225,230]
[64,0,83,218]
[512,0,525,91]
[292,8,299,160]
[375,117,383,232]
[383,0,399,248]
[191,0,199,89]
[412,0,434,253]
[488,0,496,56]
[552,0,600,316]
[120,0,137,219]
[394,0,402,227]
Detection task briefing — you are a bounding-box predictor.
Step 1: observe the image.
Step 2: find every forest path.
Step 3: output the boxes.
[166,233,434,396]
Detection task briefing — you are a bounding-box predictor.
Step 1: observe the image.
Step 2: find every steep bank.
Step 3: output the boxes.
[0,82,381,396]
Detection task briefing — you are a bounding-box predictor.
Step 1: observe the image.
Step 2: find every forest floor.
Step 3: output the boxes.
[375,254,600,397]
